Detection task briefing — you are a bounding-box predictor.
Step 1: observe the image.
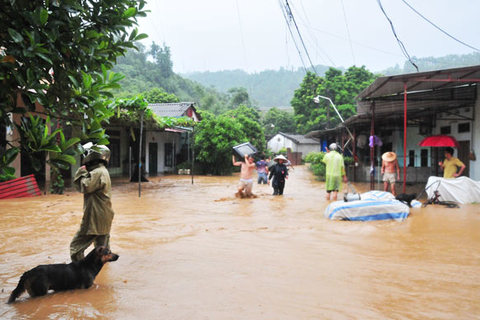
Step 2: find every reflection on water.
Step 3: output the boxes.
[0,166,479,319]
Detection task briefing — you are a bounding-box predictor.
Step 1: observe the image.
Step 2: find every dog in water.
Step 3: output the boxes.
[395,193,417,207]
[8,246,118,303]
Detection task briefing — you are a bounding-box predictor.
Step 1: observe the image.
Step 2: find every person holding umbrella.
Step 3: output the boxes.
[439,147,466,178]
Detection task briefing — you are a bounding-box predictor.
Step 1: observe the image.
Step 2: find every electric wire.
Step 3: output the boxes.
[376,0,419,71]
[282,0,318,74]
[278,0,309,73]
[234,0,249,69]
[340,0,356,65]
[400,0,480,53]
[287,0,336,67]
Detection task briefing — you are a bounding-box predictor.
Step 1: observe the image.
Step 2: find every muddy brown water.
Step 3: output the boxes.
[0,166,479,319]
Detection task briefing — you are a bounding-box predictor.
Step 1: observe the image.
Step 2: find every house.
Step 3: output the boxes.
[144,102,199,175]
[103,102,200,178]
[267,132,320,161]
[307,65,480,189]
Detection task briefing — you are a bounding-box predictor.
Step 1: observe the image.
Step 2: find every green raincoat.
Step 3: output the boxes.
[74,163,114,235]
[322,151,346,191]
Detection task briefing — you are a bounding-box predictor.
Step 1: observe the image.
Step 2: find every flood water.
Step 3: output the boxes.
[1,166,479,319]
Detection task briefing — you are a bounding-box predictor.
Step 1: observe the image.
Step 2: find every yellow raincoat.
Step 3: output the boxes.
[322,150,346,192]
[74,163,114,235]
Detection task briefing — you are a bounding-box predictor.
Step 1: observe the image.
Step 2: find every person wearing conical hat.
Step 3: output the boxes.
[268,155,289,195]
[381,151,400,196]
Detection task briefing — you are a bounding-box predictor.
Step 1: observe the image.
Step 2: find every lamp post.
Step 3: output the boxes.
[313,95,354,142]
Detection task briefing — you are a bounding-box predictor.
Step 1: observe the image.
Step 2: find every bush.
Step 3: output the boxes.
[305,151,326,180]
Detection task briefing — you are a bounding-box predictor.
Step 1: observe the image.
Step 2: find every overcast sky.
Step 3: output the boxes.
[138,0,480,74]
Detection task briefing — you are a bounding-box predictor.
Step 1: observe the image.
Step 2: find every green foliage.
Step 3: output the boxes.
[382,52,480,75]
[50,167,65,194]
[304,151,326,180]
[184,66,331,108]
[17,115,81,173]
[194,111,246,175]
[0,0,148,128]
[112,44,228,114]
[142,88,179,103]
[0,147,19,182]
[292,66,377,134]
[262,107,296,136]
[225,105,265,153]
[227,87,252,108]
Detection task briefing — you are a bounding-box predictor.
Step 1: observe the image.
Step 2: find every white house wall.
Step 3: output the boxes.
[268,134,294,153]
[392,128,431,168]
[145,131,181,174]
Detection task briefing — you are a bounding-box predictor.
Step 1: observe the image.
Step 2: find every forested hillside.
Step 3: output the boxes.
[183,52,480,107]
[112,43,480,110]
[380,52,480,75]
[183,66,331,108]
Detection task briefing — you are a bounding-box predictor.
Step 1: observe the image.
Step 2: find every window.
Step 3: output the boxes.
[421,149,428,167]
[458,122,470,133]
[440,126,451,134]
[165,143,173,167]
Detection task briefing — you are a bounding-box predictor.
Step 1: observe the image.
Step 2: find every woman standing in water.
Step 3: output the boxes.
[268,155,289,195]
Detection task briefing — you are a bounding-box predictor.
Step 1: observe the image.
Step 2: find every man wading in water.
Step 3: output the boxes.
[232,154,256,198]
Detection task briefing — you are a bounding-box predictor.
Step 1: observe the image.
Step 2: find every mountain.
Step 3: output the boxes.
[183,66,331,108]
[182,53,480,108]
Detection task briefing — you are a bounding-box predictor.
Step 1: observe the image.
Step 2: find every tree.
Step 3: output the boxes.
[225,105,265,153]
[150,42,173,78]
[291,67,377,134]
[142,88,179,104]
[0,0,148,127]
[194,111,246,175]
[262,107,296,136]
[227,87,252,108]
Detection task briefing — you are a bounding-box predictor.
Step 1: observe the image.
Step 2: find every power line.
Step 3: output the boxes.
[340,0,356,65]
[282,0,318,74]
[376,0,418,71]
[287,1,336,67]
[278,0,308,73]
[400,0,480,53]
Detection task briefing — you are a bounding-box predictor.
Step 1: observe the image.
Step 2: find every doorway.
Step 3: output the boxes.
[148,143,158,176]
[457,140,470,177]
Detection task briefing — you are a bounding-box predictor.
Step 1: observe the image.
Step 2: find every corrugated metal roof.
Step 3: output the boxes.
[149,102,195,118]
[356,65,480,115]
[357,65,480,100]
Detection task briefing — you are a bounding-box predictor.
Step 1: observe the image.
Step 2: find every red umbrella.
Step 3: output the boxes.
[418,135,460,148]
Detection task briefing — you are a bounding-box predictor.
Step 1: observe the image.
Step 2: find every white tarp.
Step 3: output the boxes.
[425,176,480,204]
[325,191,410,221]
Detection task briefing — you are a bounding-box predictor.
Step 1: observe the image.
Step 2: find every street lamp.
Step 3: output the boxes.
[313,95,355,143]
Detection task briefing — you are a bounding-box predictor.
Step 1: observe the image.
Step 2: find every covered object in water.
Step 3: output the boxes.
[426,176,480,204]
[325,191,410,221]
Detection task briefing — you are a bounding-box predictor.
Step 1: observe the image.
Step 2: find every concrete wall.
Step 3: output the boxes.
[470,86,480,180]
[145,131,181,174]
[267,134,294,153]
[267,134,320,156]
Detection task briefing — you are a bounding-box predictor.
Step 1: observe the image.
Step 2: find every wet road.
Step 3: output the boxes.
[1,166,479,319]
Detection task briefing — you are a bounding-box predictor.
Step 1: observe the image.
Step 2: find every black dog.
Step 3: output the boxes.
[8,246,118,303]
[396,193,417,207]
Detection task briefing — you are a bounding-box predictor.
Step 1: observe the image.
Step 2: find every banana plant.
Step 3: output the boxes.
[49,131,81,171]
